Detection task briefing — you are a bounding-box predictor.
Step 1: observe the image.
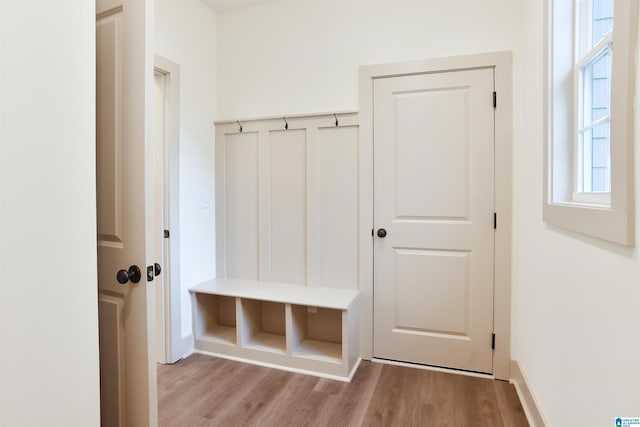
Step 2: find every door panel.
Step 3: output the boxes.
[96,9,124,246]
[394,249,470,335]
[98,296,125,426]
[373,68,495,373]
[394,88,470,220]
[97,0,156,425]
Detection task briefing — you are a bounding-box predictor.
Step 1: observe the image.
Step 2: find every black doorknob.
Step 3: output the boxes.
[116,265,142,285]
[116,269,129,284]
[377,228,387,238]
[154,263,161,276]
[128,265,142,283]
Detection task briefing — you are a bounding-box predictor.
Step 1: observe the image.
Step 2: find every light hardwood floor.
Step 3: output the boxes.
[158,354,529,426]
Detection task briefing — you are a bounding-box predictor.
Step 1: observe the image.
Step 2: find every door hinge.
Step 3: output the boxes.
[494,213,497,229]
[164,229,170,238]
[492,333,496,350]
[493,91,497,108]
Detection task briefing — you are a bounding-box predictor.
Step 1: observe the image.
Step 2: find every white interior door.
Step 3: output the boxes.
[373,68,495,373]
[96,1,157,426]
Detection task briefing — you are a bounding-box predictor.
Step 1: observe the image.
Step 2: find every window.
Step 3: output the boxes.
[575,0,613,202]
[545,0,637,246]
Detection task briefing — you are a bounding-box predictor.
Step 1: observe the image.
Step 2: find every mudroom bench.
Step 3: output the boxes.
[190,278,360,381]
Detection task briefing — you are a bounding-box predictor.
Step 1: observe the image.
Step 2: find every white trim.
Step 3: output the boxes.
[153,54,182,363]
[214,109,358,125]
[572,191,611,205]
[358,51,513,380]
[373,358,494,380]
[194,350,362,382]
[510,360,550,427]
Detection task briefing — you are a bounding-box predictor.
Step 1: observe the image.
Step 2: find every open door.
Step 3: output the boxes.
[96,0,157,425]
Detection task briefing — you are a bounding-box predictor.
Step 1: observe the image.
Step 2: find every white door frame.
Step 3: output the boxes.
[358,51,513,380]
[153,54,185,363]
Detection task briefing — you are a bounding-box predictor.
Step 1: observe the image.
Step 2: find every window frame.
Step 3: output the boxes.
[573,0,613,202]
[544,0,637,246]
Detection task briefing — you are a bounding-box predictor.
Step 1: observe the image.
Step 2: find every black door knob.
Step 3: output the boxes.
[154,263,161,276]
[116,269,129,284]
[377,228,387,238]
[116,265,141,285]
[128,265,142,283]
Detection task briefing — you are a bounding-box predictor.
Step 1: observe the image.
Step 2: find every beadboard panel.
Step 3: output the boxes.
[268,129,307,284]
[223,132,259,280]
[215,112,359,291]
[317,126,360,289]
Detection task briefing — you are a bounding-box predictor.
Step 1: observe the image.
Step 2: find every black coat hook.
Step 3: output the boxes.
[334,113,339,127]
[237,120,243,133]
[283,117,288,130]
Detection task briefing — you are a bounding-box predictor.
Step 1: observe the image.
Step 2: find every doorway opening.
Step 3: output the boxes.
[153,55,183,364]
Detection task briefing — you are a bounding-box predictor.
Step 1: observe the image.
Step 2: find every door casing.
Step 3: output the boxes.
[358,51,513,380]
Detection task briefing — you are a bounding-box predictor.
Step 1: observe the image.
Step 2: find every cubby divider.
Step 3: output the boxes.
[190,278,360,381]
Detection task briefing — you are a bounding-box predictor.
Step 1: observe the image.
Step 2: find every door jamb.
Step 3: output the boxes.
[153,54,186,363]
[358,51,513,380]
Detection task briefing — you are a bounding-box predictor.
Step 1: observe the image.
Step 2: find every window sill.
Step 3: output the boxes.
[543,201,634,246]
[571,192,611,206]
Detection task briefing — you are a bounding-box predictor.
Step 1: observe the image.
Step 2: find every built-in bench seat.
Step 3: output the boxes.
[190,278,360,381]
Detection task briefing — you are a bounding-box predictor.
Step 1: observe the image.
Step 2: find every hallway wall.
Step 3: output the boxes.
[512,1,640,424]
[0,1,100,425]
[216,0,520,119]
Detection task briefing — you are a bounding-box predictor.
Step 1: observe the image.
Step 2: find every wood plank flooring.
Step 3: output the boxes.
[158,354,528,426]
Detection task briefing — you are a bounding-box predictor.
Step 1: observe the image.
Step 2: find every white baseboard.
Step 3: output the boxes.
[510,360,549,427]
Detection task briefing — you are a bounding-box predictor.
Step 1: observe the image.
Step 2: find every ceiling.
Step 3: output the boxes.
[201,0,280,12]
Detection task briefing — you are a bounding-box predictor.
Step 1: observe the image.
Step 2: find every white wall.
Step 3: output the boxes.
[217,0,640,425]
[216,0,520,119]
[0,1,100,426]
[513,1,640,425]
[155,0,217,339]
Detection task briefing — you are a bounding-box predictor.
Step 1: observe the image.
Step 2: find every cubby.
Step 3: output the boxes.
[193,293,237,345]
[290,305,342,364]
[190,278,360,381]
[240,299,286,354]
